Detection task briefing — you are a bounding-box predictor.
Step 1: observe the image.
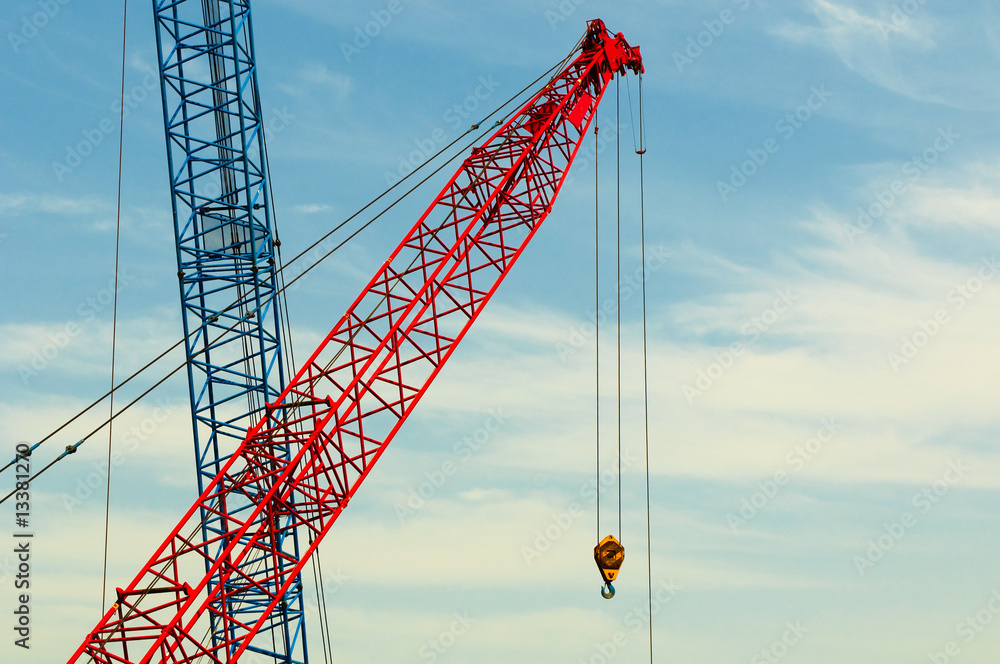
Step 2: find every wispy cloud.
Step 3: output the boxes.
[291,203,332,214]
[770,0,1000,109]
[0,193,107,217]
[277,62,352,100]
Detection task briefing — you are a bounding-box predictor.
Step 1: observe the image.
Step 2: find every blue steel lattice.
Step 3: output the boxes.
[152,1,309,662]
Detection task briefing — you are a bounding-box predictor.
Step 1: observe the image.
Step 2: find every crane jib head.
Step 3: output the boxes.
[584,18,644,77]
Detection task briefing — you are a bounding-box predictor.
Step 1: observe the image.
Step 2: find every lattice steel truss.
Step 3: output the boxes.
[71,19,642,664]
[151,1,307,662]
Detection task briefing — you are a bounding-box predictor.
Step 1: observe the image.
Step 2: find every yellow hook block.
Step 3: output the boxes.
[594,534,625,585]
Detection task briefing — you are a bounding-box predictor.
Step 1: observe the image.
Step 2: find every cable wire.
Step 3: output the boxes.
[594,123,601,543]
[616,76,622,540]
[307,532,332,664]
[637,72,654,663]
[258,64,319,664]
[313,537,335,664]
[102,0,128,617]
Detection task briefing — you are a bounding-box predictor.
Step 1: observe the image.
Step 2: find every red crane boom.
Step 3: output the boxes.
[70,19,642,664]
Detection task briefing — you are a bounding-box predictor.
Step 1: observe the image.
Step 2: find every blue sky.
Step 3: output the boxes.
[4,0,1000,662]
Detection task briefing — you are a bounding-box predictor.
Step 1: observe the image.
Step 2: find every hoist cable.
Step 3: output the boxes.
[259,84,322,664]
[616,76,622,540]
[102,0,128,617]
[313,536,336,664]
[594,123,601,543]
[625,75,640,154]
[637,73,654,663]
[262,106,298,381]
[308,539,332,664]
[0,52,575,495]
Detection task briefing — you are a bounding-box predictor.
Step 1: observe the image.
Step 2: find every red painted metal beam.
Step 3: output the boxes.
[69,19,642,664]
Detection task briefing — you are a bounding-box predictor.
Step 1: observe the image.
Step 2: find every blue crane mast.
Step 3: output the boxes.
[151,1,309,662]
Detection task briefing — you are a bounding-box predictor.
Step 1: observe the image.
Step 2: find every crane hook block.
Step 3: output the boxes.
[594,534,624,598]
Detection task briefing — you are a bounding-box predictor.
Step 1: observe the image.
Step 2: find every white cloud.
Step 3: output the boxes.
[771,0,1000,109]
[278,62,352,99]
[0,193,108,217]
[291,203,332,214]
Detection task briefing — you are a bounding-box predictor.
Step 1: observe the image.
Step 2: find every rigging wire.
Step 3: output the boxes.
[307,532,333,664]
[636,72,654,663]
[258,63,325,663]
[616,76,622,540]
[0,51,578,501]
[625,75,640,154]
[312,534,336,664]
[102,0,128,617]
[261,111,298,387]
[594,123,600,544]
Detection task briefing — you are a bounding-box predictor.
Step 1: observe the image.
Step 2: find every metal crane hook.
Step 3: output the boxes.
[601,581,616,599]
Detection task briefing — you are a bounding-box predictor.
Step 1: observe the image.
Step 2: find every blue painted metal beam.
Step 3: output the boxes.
[152,1,309,662]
